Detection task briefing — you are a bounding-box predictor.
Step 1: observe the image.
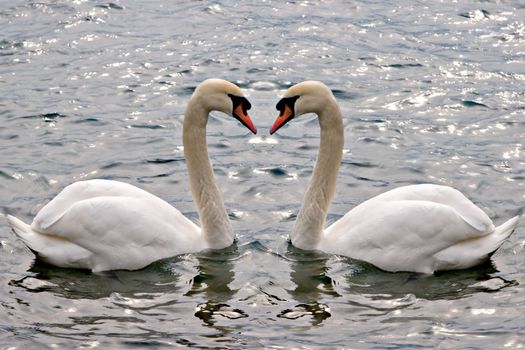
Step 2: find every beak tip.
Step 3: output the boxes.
[269,122,280,135]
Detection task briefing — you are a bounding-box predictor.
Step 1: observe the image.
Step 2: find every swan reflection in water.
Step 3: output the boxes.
[187,245,248,326]
[7,248,247,346]
[280,244,516,323]
[11,257,187,300]
[9,240,516,336]
[11,245,245,322]
[278,245,337,325]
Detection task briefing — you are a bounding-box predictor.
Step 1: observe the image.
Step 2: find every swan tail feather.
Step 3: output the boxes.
[6,214,92,269]
[433,215,520,272]
[491,215,520,247]
[6,215,36,247]
[6,215,60,256]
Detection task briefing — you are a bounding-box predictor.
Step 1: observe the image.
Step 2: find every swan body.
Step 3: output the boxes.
[7,79,257,272]
[270,81,519,274]
[7,180,202,272]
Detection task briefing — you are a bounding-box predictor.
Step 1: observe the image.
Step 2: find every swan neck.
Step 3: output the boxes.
[292,101,344,249]
[183,99,233,248]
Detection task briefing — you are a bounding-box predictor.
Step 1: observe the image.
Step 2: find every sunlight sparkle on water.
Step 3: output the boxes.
[74,170,98,179]
[503,145,522,159]
[273,210,293,220]
[471,308,496,316]
[248,136,278,144]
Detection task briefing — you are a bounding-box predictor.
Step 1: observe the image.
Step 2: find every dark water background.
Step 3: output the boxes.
[1,1,524,348]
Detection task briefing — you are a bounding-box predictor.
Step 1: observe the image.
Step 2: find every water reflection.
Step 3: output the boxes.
[8,246,246,344]
[337,257,516,301]
[11,257,186,299]
[280,245,517,323]
[10,245,246,325]
[187,246,248,325]
[278,245,336,324]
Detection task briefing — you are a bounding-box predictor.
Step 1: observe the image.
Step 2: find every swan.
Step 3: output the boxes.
[6,79,257,272]
[270,81,519,274]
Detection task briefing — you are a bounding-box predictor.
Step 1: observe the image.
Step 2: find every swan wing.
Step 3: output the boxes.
[33,179,159,230]
[368,184,494,232]
[323,198,497,273]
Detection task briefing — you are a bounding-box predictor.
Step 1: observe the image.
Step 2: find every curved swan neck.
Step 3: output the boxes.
[183,98,233,249]
[291,99,344,249]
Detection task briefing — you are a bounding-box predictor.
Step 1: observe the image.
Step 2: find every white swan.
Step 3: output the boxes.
[6,79,257,272]
[270,81,519,274]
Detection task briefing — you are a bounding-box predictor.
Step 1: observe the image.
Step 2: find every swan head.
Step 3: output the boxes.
[193,79,257,134]
[270,81,335,135]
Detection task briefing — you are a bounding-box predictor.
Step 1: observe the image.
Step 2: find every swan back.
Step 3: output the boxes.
[365,184,495,232]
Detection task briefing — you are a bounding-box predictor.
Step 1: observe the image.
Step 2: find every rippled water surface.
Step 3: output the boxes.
[1,1,525,348]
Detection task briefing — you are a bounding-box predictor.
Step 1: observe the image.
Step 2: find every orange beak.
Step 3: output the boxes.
[270,104,294,135]
[234,104,257,134]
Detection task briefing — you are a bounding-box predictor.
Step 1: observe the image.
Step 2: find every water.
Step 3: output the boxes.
[1,0,524,348]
